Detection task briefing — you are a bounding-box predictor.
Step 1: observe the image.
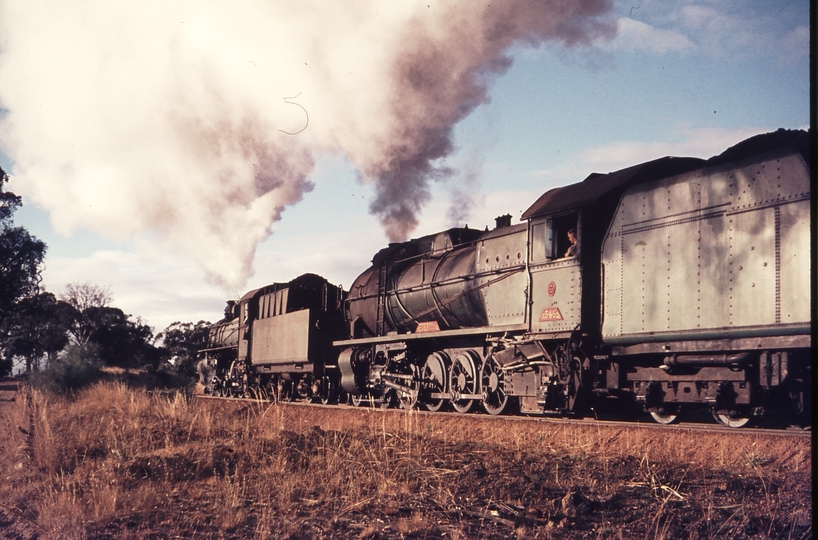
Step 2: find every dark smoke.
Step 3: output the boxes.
[367,1,616,241]
[446,163,483,229]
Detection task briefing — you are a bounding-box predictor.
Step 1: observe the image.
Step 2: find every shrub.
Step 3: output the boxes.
[31,343,102,395]
[153,361,193,389]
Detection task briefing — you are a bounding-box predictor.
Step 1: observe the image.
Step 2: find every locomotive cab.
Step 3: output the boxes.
[527,212,583,335]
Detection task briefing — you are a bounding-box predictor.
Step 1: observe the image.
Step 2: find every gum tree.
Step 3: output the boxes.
[0,166,47,376]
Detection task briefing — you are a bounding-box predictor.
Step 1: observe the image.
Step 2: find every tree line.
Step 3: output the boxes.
[0,165,210,384]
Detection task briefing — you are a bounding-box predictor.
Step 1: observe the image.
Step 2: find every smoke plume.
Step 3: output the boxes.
[0,1,615,289]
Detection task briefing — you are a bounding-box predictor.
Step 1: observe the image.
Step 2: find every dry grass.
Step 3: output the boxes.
[0,381,811,539]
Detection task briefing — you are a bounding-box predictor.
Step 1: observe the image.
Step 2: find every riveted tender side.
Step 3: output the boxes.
[601,129,811,426]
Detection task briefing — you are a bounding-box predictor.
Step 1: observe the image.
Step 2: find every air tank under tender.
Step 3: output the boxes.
[346,227,486,337]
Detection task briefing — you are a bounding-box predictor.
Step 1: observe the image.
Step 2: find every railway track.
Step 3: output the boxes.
[195,394,811,437]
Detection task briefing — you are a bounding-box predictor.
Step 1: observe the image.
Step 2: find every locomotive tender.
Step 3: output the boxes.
[199,129,811,427]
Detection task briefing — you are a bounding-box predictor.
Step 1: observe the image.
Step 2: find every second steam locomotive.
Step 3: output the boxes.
[198,129,811,427]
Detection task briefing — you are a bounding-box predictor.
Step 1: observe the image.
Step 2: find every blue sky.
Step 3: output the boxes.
[0,0,810,332]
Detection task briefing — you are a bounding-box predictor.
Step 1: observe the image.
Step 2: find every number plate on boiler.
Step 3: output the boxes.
[539,308,564,321]
[415,321,441,333]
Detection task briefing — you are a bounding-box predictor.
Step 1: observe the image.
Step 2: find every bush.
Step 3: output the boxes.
[31,344,102,395]
[176,355,199,379]
[153,361,195,389]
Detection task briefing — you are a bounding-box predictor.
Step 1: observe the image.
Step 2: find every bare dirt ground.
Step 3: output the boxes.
[0,381,811,539]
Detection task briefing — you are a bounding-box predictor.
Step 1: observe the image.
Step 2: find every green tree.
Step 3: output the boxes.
[1,292,75,374]
[0,166,46,321]
[57,282,161,370]
[156,320,211,377]
[60,282,112,346]
[82,306,162,369]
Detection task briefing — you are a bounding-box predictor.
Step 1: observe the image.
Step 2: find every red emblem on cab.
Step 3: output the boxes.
[547,281,557,297]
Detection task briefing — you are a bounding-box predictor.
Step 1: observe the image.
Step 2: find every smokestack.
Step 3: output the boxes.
[495,214,512,229]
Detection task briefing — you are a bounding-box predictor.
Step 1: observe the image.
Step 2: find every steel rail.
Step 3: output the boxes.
[194,394,811,437]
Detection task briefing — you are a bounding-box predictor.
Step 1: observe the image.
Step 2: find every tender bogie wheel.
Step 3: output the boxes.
[450,351,479,414]
[481,355,515,415]
[277,380,294,402]
[294,378,313,402]
[712,410,752,428]
[265,380,277,402]
[422,352,449,412]
[649,405,683,424]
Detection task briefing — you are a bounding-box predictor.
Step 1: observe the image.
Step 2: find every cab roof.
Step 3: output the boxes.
[521,156,703,220]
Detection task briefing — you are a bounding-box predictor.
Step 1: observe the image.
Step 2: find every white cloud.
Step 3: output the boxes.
[779,25,810,59]
[671,3,808,60]
[524,125,774,187]
[42,246,227,332]
[606,17,694,54]
[609,1,810,61]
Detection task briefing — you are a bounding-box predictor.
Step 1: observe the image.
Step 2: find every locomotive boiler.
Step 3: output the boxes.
[199,128,811,427]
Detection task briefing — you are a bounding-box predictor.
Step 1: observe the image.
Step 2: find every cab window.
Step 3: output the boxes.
[530,214,578,261]
[531,220,554,261]
[553,214,578,259]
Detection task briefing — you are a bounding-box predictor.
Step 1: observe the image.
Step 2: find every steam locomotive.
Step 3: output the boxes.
[198,129,811,427]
